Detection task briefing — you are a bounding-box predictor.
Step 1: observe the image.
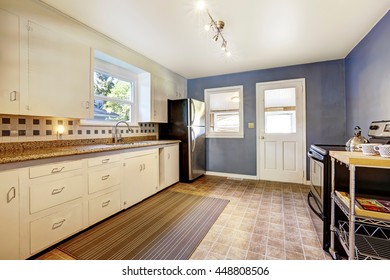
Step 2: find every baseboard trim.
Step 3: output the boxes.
[205,171,258,180]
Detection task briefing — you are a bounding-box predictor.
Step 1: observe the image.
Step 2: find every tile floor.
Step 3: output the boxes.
[35,175,332,260]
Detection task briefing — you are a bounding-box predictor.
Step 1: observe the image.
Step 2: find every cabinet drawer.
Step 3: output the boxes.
[30,204,83,254]
[122,148,158,159]
[87,154,121,167]
[29,160,82,179]
[29,175,83,214]
[88,190,120,225]
[88,165,121,194]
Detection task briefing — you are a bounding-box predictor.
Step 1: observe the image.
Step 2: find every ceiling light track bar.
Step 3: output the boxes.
[204,9,231,57]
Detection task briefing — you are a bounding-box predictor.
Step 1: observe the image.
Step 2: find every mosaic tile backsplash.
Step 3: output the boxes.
[0,115,157,143]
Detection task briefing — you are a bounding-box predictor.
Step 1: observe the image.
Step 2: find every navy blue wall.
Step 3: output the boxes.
[346,11,390,136]
[188,60,346,176]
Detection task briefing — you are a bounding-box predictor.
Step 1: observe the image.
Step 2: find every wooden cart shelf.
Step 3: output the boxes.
[329,150,390,168]
[329,150,390,260]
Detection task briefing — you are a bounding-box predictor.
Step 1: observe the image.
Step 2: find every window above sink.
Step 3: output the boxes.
[80,50,148,127]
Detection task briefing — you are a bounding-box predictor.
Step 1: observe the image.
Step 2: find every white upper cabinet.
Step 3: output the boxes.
[0,9,20,114]
[138,73,167,123]
[152,76,168,123]
[23,20,91,118]
[137,74,186,123]
[166,79,186,100]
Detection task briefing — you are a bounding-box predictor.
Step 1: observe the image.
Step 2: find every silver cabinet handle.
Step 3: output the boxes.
[85,101,90,109]
[52,219,66,230]
[51,187,65,195]
[102,200,111,208]
[101,174,110,181]
[167,153,170,159]
[51,167,65,173]
[7,187,16,203]
[139,164,143,172]
[143,163,146,170]
[10,91,17,101]
[101,158,110,164]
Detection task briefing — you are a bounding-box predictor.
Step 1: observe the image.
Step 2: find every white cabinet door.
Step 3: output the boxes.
[166,80,186,100]
[0,9,20,114]
[25,20,91,118]
[138,74,167,123]
[0,170,19,260]
[123,150,159,208]
[152,76,168,122]
[159,144,179,189]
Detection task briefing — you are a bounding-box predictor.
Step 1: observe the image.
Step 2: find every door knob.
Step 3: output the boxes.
[261,136,265,139]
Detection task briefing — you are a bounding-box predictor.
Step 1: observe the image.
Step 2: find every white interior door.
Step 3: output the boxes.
[256,79,306,184]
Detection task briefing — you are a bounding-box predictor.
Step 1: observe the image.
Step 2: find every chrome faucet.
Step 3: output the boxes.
[113,121,132,143]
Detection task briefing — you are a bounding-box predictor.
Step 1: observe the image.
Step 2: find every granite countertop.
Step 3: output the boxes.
[0,138,180,164]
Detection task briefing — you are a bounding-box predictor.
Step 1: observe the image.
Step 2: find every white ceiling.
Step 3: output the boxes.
[40,0,390,79]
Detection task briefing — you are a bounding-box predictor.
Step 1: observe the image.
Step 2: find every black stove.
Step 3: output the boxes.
[307,144,345,252]
[310,144,348,155]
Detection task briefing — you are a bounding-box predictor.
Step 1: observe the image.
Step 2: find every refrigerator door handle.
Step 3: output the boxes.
[191,127,196,153]
[190,99,195,126]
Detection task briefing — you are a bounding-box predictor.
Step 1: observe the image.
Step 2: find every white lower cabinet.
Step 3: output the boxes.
[5,143,176,259]
[159,144,179,189]
[123,149,159,208]
[29,175,83,214]
[87,156,122,226]
[20,160,85,258]
[0,170,19,260]
[88,190,121,225]
[88,165,121,194]
[30,204,83,255]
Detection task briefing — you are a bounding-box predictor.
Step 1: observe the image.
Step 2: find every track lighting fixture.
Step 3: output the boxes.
[197,2,231,57]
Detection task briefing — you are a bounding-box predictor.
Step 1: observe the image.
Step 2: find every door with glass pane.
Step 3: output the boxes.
[256,79,306,183]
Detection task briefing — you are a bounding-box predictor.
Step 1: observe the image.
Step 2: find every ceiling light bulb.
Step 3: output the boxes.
[226,51,232,57]
[221,41,227,50]
[196,1,206,11]
[213,34,219,42]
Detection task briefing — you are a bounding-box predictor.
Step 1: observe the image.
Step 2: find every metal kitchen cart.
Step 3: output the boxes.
[329,151,390,260]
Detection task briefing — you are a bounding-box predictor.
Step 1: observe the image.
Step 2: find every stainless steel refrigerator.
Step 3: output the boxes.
[159,98,206,182]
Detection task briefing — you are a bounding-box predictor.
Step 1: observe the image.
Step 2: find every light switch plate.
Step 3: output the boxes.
[248,122,255,129]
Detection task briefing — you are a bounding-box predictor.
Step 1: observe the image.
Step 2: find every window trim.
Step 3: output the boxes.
[204,85,244,138]
[81,52,140,127]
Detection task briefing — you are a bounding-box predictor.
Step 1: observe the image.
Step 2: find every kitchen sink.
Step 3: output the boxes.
[104,141,159,146]
[104,142,137,146]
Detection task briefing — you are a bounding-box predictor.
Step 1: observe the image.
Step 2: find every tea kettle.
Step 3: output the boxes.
[346,126,369,151]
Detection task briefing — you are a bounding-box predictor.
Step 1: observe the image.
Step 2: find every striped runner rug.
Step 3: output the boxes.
[57,191,229,260]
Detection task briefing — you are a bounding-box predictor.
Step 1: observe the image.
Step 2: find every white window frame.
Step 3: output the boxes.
[81,51,140,127]
[204,85,244,138]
